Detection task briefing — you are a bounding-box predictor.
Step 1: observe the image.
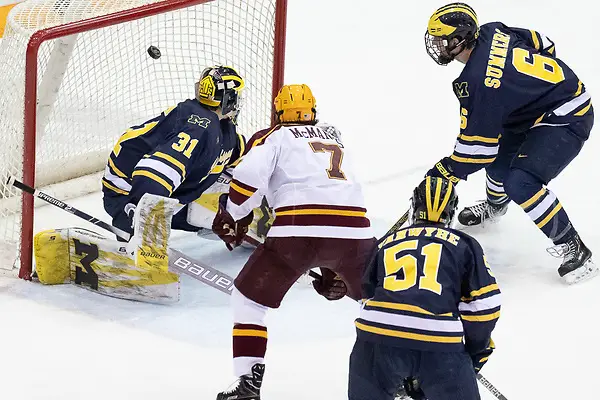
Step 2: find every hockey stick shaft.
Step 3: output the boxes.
[9,176,236,294]
[476,373,508,400]
[383,209,409,238]
[9,176,132,241]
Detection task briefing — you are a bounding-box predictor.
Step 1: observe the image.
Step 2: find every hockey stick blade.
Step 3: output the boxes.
[11,177,237,293]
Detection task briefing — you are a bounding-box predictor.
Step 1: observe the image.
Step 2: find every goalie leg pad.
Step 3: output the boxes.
[34,229,71,284]
[130,193,179,273]
[34,228,180,304]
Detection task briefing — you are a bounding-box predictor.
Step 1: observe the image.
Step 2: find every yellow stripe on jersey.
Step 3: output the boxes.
[102,180,129,195]
[366,300,454,317]
[355,321,463,343]
[227,133,247,168]
[163,106,176,116]
[486,175,503,186]
[458,134,499,144]
[450,154,496,164]
[276,209,366,217]
[575,81,583,97]
[575,102,592,116]
[108,157,128,178]
[251,126,279,148]
[113,121,158,156]
[486,188,506,198]
[232,329,268,338]
[520,187,546,209]
[461,311,501,322]
[462,283,500,301]
[230,181,255,197]
[536,203,563,228]
[530,30,540,50]
[153,152,186,176]
[132,170,173,194]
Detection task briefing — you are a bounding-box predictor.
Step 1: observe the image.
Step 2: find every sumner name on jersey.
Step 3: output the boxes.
[102,99,244,207]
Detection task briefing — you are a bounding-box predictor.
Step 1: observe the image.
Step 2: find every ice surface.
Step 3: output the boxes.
[2,0,600,398]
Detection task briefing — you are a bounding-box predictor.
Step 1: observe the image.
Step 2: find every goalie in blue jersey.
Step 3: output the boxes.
[101,65,247,240]
[32,66,249,304]
[423,3,595,284]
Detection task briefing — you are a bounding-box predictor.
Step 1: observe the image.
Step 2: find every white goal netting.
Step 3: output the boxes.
[0,0,284,275]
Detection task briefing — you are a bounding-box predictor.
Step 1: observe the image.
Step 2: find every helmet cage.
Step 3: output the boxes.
[196,66,244,119]
[425,32,468,65]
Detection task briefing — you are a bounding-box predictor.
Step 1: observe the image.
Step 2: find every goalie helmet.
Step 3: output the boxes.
[196,65,245,119]
[425,3,479,65]
[410,176,458,226]
[274,84,317,124]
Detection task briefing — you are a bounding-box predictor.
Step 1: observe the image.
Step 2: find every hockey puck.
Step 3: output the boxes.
[147,45,161,59]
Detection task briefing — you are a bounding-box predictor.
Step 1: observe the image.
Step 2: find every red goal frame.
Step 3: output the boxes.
[18,0,288,279]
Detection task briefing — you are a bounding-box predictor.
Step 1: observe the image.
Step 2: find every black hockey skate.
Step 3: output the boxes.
[457,200,508,226]
[548,234,598,284]
[216,364,265,400]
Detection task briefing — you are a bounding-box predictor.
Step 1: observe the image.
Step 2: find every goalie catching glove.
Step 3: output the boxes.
[311,268,348,301]
[212,193,254,250]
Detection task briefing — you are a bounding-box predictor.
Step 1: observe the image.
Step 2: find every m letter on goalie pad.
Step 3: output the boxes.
[33,193,181,304]
[34,228,180,303]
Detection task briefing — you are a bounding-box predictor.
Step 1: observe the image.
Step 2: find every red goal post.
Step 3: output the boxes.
[0,0,287,279]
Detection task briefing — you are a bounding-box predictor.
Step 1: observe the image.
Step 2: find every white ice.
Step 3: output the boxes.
[1,0,599,398]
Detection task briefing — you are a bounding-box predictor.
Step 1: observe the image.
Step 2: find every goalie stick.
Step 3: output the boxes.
[8,176,236,295]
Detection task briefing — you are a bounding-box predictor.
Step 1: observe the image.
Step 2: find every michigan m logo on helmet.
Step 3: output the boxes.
[425,3,480,65]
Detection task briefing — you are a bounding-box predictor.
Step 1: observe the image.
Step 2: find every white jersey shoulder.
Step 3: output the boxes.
[227,123,372,239]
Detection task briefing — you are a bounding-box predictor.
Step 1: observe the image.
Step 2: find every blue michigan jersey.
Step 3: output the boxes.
[356,225,501,356]
[432,22,593,182]
[102,99,245,206]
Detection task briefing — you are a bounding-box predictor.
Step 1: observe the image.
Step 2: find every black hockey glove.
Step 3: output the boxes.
[403,377,426,400]
[311,268,347,301]
[212,194,253,251]
[471,338,495,373]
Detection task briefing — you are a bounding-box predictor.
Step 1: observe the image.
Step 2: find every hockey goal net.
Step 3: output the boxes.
[0,0,287,279]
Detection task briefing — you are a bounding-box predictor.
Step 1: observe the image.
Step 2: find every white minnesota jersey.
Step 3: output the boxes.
[226,123,372,239]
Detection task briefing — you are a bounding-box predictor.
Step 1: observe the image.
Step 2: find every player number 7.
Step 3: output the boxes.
[309,141,346,180]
